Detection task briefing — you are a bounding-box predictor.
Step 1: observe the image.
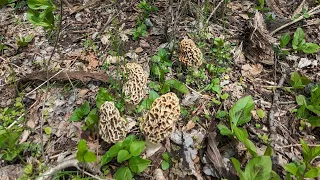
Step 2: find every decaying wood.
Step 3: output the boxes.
[19,71,110,84]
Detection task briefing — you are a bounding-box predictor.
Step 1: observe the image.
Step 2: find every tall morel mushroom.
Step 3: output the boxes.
[140,92,180,143]
[122,62,148,105]
[99,101,127,143]
[178,39,203,68]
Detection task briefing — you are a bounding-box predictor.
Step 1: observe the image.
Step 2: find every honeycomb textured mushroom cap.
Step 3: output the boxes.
[99,101,127,143]
[178,39,203,68]
[140,92,180,143]
[122,62,148,105]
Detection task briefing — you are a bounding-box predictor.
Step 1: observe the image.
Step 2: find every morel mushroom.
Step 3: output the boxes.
[99,101,127,143]
[122,62,148,105]
[178,39,203,68]
[140,92,180,143]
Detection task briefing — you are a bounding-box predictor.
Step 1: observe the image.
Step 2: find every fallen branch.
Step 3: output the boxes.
[19,71,110,84]
[36,159,109,180]
[271,5,320,35]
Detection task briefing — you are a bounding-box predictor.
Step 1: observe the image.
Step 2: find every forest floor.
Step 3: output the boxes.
[0,0,320,179]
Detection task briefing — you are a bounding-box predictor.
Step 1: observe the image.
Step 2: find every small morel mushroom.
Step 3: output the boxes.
[122,62,148,105]
[178,39,203,68]
[99,101,127,143]
[140,92,180,143]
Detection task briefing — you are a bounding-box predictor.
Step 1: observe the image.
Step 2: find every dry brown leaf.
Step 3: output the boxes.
[87,52,99,69]
[241,64,263,77]
[135,47,144,53]
[183,120,195,131]
[78,89,89,97]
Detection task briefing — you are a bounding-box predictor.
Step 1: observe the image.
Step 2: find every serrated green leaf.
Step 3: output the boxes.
[164,79,189,94]
[217,124,233,136]
[114,167,133,180]
[96,88,113,108]
[229,96,254,126]
[280,33,290,48]
[117,150,132,163]
[129,156,151,173]
[129,141,145,156]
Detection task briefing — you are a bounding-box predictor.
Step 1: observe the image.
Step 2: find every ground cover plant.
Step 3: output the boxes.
[0,0,319,179]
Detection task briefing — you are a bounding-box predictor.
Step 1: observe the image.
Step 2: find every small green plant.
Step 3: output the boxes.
[132,0,157,40]
[161,152,171,170]
[101,135,151,180]
[284,139,320,179]
[292,28,320,54]
[69,101,90,122]
[294,85,320,127]
[16,34,34,48]
[290,71,311,90]
[254,0,269,11]
[291,8,311,20]
[26,0,56,30]
[0,127,24,161]
[204,78,229,105]
[0,96,25,127]
[76,139,97,163]
[136,90,159,112]
[217,96,258,156]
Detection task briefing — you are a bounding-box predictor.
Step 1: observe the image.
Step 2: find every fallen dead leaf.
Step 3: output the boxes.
[183,120,195,131]
[135,47,144,53]
[78,89,89,97]
[241,63,263,77]
[87,52,99,69]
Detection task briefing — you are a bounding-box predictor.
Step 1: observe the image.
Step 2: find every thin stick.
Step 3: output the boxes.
[275,143,320,149]
[271,5,320,35]
[205,0,224,24]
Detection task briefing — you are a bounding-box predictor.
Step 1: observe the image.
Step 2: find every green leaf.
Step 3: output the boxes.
[292,27,305,50]
[231,158,245,179]
[217,124,233,136]
[114,167,133,180]
[215,110,227,119]
[85,108,99,129]
[160,83,170,94]
[101,143,122,166]
[117,150,132,163]
[257,109,265,118]
[44,127,51,135]
[84,151,97,162]
[129,141,145,156]
[301,43,320,54]
[306,105,320,115]
[122,135,136,150]
[69,101,90,121]
[158,48,168,59]
[229,96,254,126]
[129,156,151,173]
[164,79,189,94]
[26,9,54,28]
[311,85,320,106]
[27,0,52,10]
[161,160,170,170]
[234,127,257,157]
[244,156,272,180]
[300,139,310,161]
[76,139,88,162]
[280,33,290,48]
[296,105,309,119]
[221,93,229,100]
[96,88,113,108]
[290,72,311,89]
[305,167,320,178]
[296,95,306,106]
[283,163,298,176]
[308,116,320,127]
[264,145,273,156]
[310,145,320,162]
[149,90,159,103]
[162,152,170,162]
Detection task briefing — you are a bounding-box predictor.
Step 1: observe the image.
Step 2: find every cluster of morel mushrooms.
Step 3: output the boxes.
[98,38,202,145]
